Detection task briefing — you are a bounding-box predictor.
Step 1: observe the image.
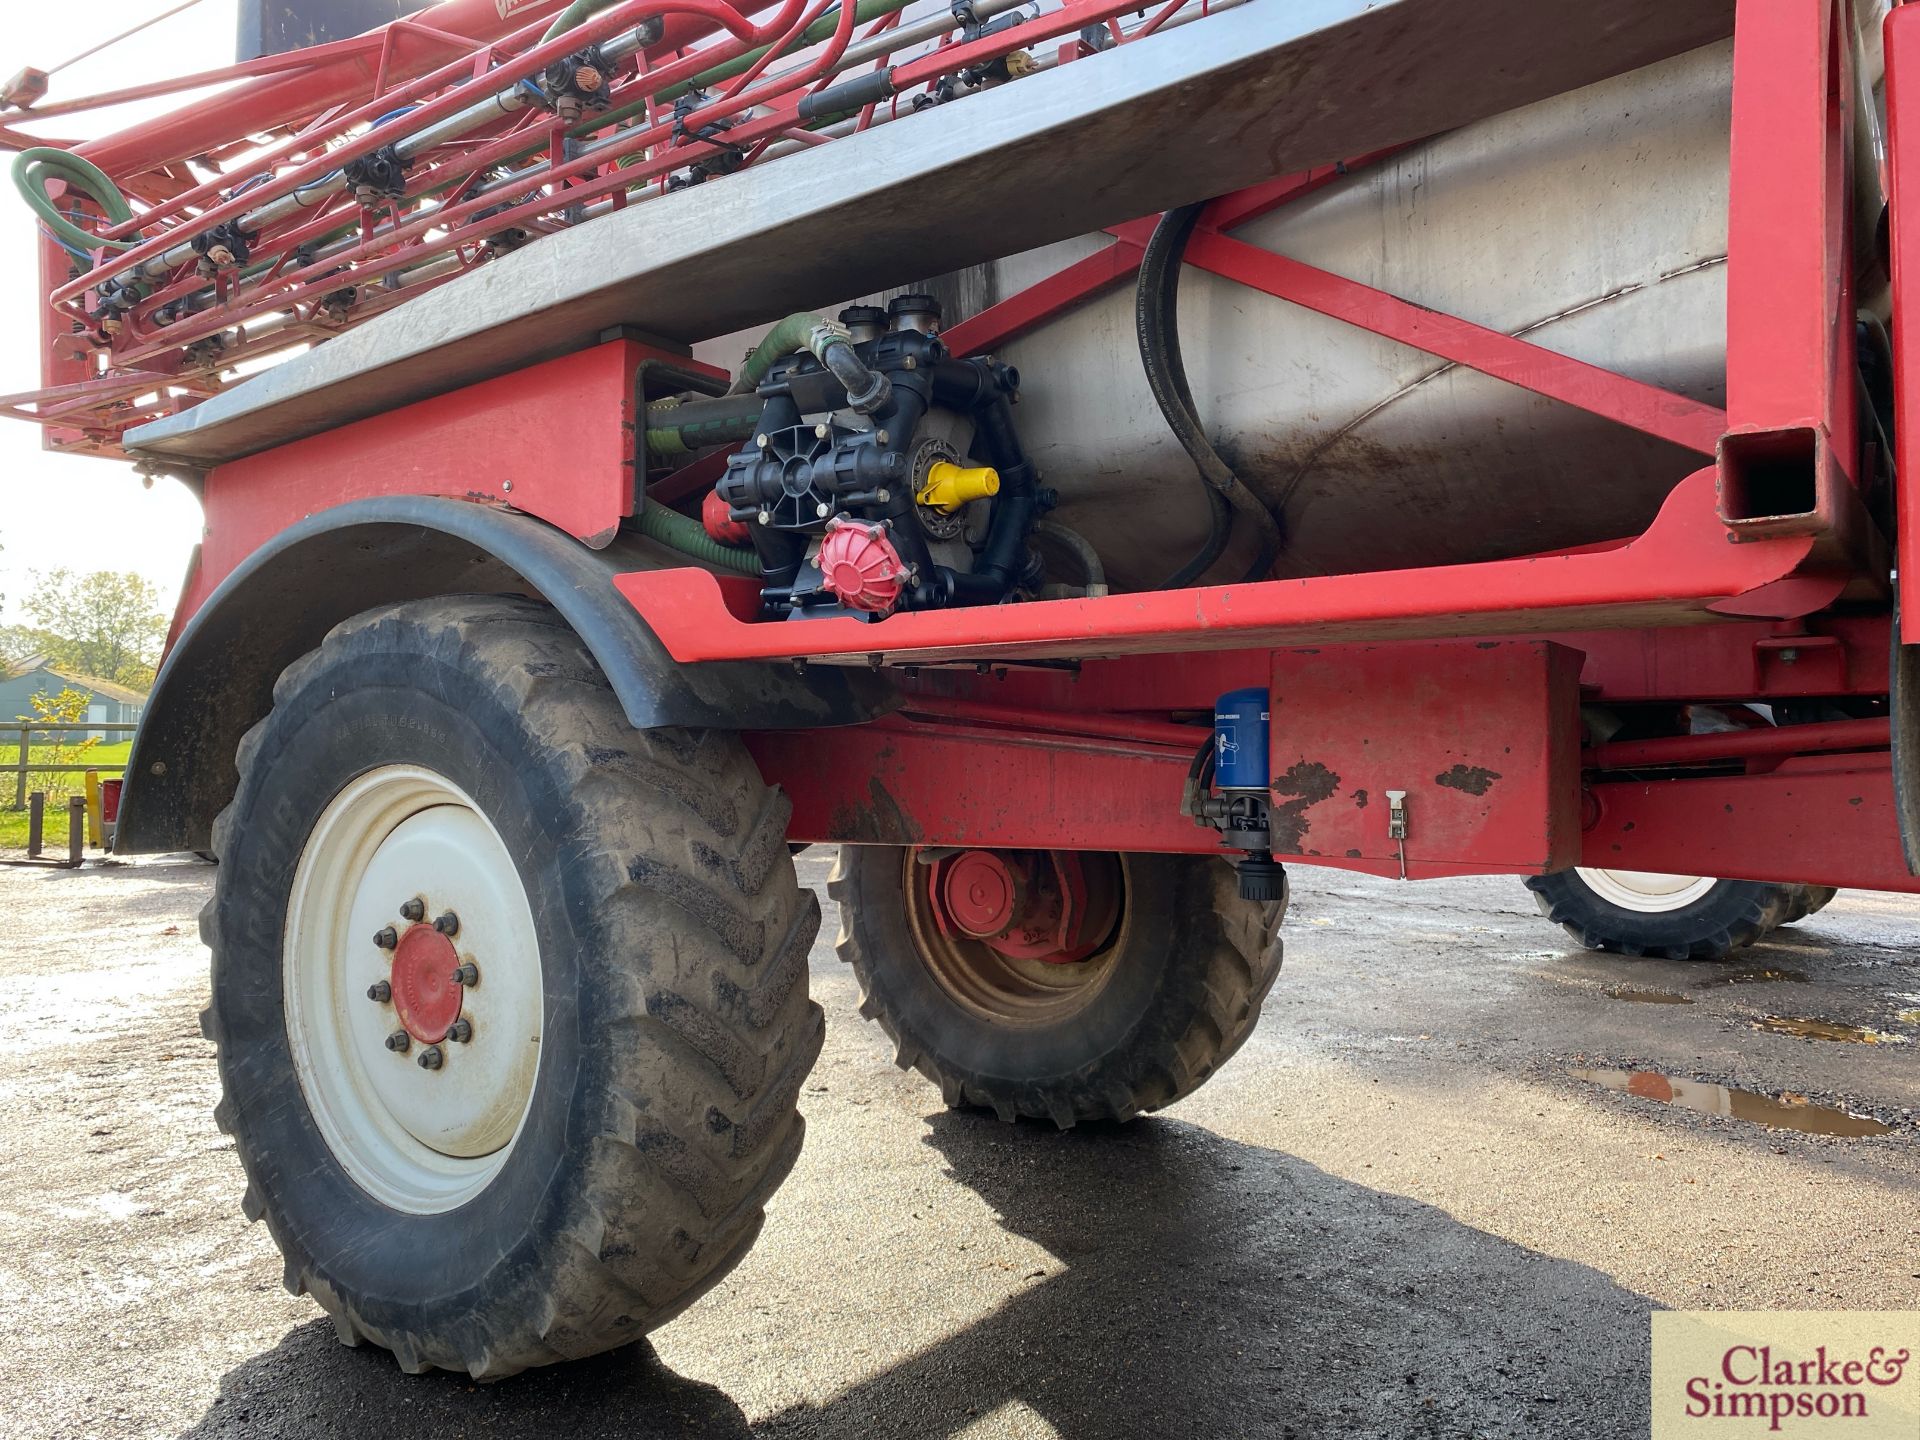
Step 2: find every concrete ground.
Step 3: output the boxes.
[0,852,1915,1440]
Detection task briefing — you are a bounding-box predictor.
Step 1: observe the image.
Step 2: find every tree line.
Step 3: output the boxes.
[0,568,169,690]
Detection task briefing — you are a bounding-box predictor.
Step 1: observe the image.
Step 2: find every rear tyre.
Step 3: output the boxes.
[1525,867,1804,961]
[199,596,821,1378]
[830,846,1285,1126]
[1779,885,1839,925]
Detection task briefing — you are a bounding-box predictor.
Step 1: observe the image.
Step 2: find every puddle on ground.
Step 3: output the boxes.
[1571,1068,1891,1137]
[1606,987,1694,1005]
[1693,966,1809,987]
[1753,1016,1908,1045]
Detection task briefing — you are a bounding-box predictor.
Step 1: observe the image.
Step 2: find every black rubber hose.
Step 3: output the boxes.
[1135,202,1283,587]
[930,357,1038,606]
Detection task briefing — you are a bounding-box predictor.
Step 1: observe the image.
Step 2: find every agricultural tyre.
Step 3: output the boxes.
[830,846,1285,1126]
[1524,868,1822,961]
[1779,886,1839,924]
[198,596,822,1378]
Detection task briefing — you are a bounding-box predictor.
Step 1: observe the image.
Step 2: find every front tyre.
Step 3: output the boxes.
[831,847,1285,1127]
[199,596,822,1378]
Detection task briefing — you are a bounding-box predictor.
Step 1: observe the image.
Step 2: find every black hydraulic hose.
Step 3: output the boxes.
[932,357,1038,606]
[1136,202,1283,587]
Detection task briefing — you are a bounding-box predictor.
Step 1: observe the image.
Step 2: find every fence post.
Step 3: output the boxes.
[26,791,44,858]
[83,770,103,848]
[67,794,85,867]
[11,723,25,811]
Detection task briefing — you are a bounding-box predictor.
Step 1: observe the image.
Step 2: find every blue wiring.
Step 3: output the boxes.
[287,105,422,194]
[40,224,94,265]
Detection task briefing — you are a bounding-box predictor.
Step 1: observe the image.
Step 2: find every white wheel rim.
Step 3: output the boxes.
[1575,867,1719,914]
[284,765,543,1214]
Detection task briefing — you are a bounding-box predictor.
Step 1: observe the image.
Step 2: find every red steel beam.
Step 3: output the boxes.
[752,723,1920,892]
[1586,762,1917,892]
[898,695,1205,751]
[1720,0,1856,482]
[942,157,1404,360]
[1178,229,1729,456]
[615,469,1820,666]
[1584,717,1889,771]
[942,238,1144,358]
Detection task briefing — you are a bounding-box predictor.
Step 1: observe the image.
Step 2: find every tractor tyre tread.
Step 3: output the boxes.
[200,595,821,1379]
[831,849,1283,1127]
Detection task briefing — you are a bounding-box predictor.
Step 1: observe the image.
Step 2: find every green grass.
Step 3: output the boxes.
[0,739,132,764]
[0,742,132,852]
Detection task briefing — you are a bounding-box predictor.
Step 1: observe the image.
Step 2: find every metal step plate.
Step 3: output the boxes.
[128,0,1734,466]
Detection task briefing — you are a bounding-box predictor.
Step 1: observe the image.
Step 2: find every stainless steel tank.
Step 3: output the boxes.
[906,33,1885,589]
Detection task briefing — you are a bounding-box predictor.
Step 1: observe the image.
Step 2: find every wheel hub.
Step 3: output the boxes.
[940,850,1021,937]
[390,921,463,1044]
[926,848,1119,965]
[284,766,544,1214]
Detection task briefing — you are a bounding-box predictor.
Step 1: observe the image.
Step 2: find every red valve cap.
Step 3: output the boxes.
[818,518,907,614]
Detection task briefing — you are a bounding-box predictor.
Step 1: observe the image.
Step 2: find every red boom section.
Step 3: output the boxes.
[0,0,1212,453]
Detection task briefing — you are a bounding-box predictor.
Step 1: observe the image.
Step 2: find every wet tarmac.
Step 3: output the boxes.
[0,856,1915,1440]
[1571,1068,1892,1138]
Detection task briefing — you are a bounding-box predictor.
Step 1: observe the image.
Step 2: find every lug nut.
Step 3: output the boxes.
[445,1019,473,1044]
[373,926,398,950]
[433,911,460,937]
[399,898,425,922]
[417,1045,444,1071]
[451,961,480,987]
[384,1030,410,1053]
[366,980,392,1003]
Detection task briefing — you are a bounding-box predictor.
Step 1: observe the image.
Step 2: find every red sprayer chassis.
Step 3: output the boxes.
[11,0,1903,891]
[3,0,1917,1378]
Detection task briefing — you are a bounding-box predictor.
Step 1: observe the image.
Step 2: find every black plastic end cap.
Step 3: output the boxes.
[1235,855,1286,904]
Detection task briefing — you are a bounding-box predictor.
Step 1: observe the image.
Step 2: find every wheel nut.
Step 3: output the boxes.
[373,926,398,950]
[434,911,460,937]
[445,1019,473,1044]
[399,898,425,922]
[366,980,392,1003]
[384,1030,410,1053]
[417,1045,444,1070]
[451,961,479,987]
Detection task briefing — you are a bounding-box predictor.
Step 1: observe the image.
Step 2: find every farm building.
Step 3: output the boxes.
[0,657,146,738]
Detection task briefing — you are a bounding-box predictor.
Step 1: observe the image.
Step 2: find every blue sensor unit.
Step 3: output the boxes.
[1213,687,1270,793]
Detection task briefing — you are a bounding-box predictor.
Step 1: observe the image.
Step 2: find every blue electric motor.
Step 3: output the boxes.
[1213,687,1270,794]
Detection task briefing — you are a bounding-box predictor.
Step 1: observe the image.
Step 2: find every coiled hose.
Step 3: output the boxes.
[1134,202,1283,587]
[12,148,140,256]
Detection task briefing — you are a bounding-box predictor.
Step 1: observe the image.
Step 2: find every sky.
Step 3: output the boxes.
[0,1,238,623]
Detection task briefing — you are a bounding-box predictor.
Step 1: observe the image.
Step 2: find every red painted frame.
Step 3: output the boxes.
[50,0,1917,893]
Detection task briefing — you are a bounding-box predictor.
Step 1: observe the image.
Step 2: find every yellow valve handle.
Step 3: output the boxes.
[917,460,1001,514]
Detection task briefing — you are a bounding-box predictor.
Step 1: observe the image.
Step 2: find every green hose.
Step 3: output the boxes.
[730,312,828,394]
[12,148,140,254]
[638,500,761,574]
[646,414,760,455]
[542,0,625,41]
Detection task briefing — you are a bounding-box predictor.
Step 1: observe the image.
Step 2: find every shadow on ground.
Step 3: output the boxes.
[182,1113,1651,1440]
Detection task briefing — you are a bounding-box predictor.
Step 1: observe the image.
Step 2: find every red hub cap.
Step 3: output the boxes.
[390,923,463,1043]
[941,850,1020,936]
[925,849,1120,964]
